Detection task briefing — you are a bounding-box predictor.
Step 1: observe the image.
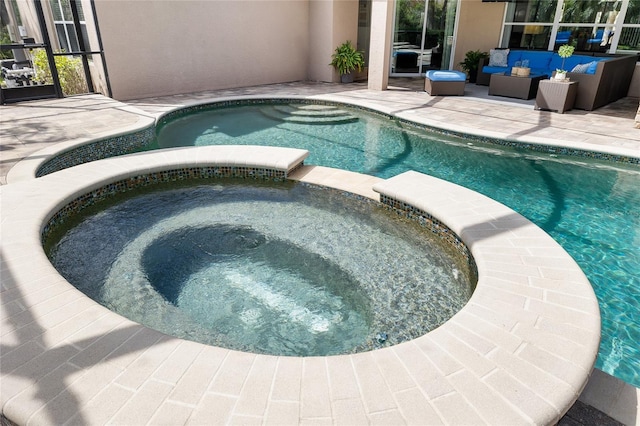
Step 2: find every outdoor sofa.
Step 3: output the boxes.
[476,49,638,110]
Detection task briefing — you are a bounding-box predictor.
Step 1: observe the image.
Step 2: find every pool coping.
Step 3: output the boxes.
[1,146,600,425]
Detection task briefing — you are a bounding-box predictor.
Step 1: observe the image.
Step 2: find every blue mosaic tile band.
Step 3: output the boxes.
[379,194,478,286]
[392,117,639,165]
[42,166,289,242]
[36,126,155,177]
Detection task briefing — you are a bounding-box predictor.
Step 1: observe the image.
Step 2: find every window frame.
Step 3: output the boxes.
[498,0,638,54]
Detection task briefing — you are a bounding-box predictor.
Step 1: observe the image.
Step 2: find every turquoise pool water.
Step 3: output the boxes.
[48,182,473,356]
[153,102,640,387]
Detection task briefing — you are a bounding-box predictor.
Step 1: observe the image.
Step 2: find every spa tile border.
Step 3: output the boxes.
[36,125,155,178]
[26,97,640,181]
[379,194,478,284]
[42,165,292,242]
[1,146,600,425]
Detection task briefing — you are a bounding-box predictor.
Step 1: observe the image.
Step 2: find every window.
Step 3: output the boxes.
[556,0,621,52]
[619,0,640,51]
[506,0,557,22]
[561,0,620,24]
[49,0,87,53]
[503,1,556,49]
[499,0,640,54]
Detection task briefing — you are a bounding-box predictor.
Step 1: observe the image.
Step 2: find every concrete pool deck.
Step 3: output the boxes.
[1,81,639,425]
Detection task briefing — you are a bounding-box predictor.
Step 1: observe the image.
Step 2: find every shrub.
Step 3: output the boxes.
[31,49,87,95]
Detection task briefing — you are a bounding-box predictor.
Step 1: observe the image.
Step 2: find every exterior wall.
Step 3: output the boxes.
[11,0,43,43]
[453,0,505,74]
[308,0,359,83]
[94,0,310,100]
[308,1,334,82]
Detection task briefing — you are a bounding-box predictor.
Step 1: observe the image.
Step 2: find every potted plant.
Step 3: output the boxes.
[554,44,575,81]
[459,50,488,83]
[329,41,365,83]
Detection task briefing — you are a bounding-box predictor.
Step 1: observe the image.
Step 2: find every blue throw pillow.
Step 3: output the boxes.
[586,60,600,74]
[571,63,590,73]
[489,49,509,67]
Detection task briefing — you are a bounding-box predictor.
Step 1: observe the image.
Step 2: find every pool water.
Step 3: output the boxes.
[153,102,640,386]
[47,182,474,356]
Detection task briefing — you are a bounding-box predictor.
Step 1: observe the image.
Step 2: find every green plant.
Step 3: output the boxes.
[31,48,87,95]
[556,44,575,73]
[0,26,14,60]
[459,50,488,74]
[329,41,365,76]
[459,49,488,83]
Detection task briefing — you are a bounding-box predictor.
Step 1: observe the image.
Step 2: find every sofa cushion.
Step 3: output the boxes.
[425,70,467,81]
[549,54,592,72]
[519,51,553,69]
[555,31,571,44]
[489,49,509,67]
[506,50,523,67]
[482,65,509,74]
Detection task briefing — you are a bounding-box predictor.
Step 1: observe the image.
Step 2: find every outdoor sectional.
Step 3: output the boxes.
[476,49,638,110]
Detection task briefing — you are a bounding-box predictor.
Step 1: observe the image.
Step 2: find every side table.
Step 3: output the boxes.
[535,80,578,113]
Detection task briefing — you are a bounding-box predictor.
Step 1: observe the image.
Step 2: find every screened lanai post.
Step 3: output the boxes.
[34,0,63,98]
[69,0,94,93]
[89,0,112,97]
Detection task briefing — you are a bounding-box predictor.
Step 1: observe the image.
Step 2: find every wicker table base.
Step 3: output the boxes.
[489,73,546,100]
[534,80,579,114]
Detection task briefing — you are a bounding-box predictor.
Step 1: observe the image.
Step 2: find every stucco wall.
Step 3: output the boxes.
[12,0,43,43]
[308,0,359,82]
[453,0,505,74]
[94,0,310,100]
[308,1,334,82]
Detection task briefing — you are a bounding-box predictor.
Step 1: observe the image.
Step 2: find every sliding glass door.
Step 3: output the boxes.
[390,0,458,76]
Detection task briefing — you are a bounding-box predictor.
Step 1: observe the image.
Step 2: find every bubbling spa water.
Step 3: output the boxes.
[46,180,475,356]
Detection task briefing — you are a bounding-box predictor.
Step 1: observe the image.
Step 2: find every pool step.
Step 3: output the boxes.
[263,104,359,125]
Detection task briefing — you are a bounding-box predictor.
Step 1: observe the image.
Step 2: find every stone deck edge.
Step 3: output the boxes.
[1,147,600,425]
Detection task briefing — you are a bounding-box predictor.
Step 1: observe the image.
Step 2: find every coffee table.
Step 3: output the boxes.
[488,72,548,100]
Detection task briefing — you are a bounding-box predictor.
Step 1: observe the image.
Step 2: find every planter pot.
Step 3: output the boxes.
[341,73,354,84]
[554,72,568,81]
[468,70,479,84]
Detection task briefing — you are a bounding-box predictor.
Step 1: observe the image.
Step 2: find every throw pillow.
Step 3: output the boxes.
[489,49,510,67]
[586,60,600,74]
[571,62,590,73]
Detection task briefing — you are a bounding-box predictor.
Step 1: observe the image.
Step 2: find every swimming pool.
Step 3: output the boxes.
[154,101,640,387]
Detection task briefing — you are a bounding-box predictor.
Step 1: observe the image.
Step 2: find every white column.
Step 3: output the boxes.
[368,0,394,91]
